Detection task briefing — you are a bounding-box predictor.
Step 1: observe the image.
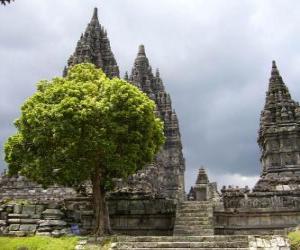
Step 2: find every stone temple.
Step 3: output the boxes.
[0,7,298,249]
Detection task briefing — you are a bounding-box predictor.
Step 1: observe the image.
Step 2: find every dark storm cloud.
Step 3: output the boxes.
[2,0,300,190]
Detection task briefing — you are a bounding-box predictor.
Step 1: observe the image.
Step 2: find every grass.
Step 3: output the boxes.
[0,236,79,250]
[84,237,112,250]
[288,230,300,250]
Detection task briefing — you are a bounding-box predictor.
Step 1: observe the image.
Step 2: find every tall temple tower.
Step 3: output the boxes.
[65,9,185,200]
[123,45,186,200]
[64,8,119,78]
[254,61,300,191]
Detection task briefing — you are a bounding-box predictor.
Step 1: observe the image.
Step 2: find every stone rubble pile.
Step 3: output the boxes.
[37,208,70,237]
[0,203,76,237]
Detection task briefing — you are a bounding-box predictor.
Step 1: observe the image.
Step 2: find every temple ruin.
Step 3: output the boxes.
[0,7,298,249]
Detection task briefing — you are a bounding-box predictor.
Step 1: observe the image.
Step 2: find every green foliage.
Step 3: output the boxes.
[4,63,165,190]
[0,236,78,250]
[288,230,300,250]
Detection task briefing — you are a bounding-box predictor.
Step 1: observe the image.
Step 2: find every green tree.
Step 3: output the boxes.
[4,63,165,235]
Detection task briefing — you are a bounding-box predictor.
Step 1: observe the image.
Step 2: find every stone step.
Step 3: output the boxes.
[180,201,212,204]
[176,212,211,217]
[174,226,214,230]
[179,205,212,209]
[175,217,211,222]
[173,229,215,236]
[175,221,211,226]
[114,248,249,250]
[179,204,212,208]
[114,241,249,249]
[178,209,213,213]
[115,236,249,242]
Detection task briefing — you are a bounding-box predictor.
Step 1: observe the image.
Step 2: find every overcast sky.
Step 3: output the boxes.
[1,0,300,191]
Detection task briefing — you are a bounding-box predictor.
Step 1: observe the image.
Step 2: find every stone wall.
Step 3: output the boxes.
[0,195,176,237]
[0,174,77,202]
[108,193,176,236]
[0,203,72,237]
[214,209,299,235]
[216,187,300,235]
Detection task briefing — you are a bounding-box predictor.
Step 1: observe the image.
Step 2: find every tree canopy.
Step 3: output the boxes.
[4,63,165,234]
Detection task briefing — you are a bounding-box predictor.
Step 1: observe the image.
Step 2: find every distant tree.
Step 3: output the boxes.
[1,0,14,5]
[4,63,165,235]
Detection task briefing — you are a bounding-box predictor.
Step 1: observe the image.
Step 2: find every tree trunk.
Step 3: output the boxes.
[92,166,104,236]
[101,186,113,234]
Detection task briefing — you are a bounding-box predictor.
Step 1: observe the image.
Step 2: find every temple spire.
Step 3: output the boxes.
[125,44,185,200]
[255,60,300,192]
[268,60,285,88]
[64,8,119,78]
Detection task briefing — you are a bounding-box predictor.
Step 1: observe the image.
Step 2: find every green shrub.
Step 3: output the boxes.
[288,230,300,250]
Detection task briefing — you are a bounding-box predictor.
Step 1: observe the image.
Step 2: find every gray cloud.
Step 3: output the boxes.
[2,0,300,191]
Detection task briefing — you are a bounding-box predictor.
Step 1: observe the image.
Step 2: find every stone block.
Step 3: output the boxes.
[51,229,62,237]
[31,214,42,219]
[39,219,67,227]
[37,226,52,232]
[13,204,22,214]
[20,224,37,232]
[35,205,44,214]
[0,220,7,226]
[60,227,72,235]
[22,205,36,215]
[8,219,21,224]
[42,209,64,220]
[8,213,29,218]
[36,232,51,236]
[9,231,27,237]
[9,224,20,231]
[20,218,39,224]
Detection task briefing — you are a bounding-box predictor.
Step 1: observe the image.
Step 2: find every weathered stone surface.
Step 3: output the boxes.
[36,232,51,236]
[8,231,27,236]
[22,205,36,215]
[19,224,37,232]
[8,213,29,218]
[37,226,52,232]
[13,204,22,214]
[42,209,63,219]
[51,229,62,237]
[39,219,67,227]
[9,224,20,231]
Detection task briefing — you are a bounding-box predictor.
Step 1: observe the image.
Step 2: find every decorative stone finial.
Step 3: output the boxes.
[196,167,209,185]
[92,7,98,21]
[155,68,160,78]
[138,44,146,56]
[271,60,280,77]
[124,71,129,81]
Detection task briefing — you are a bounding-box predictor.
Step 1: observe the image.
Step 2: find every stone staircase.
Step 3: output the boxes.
[110,235,290,250]
[109,200,291,249]
[173,201,214,236]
